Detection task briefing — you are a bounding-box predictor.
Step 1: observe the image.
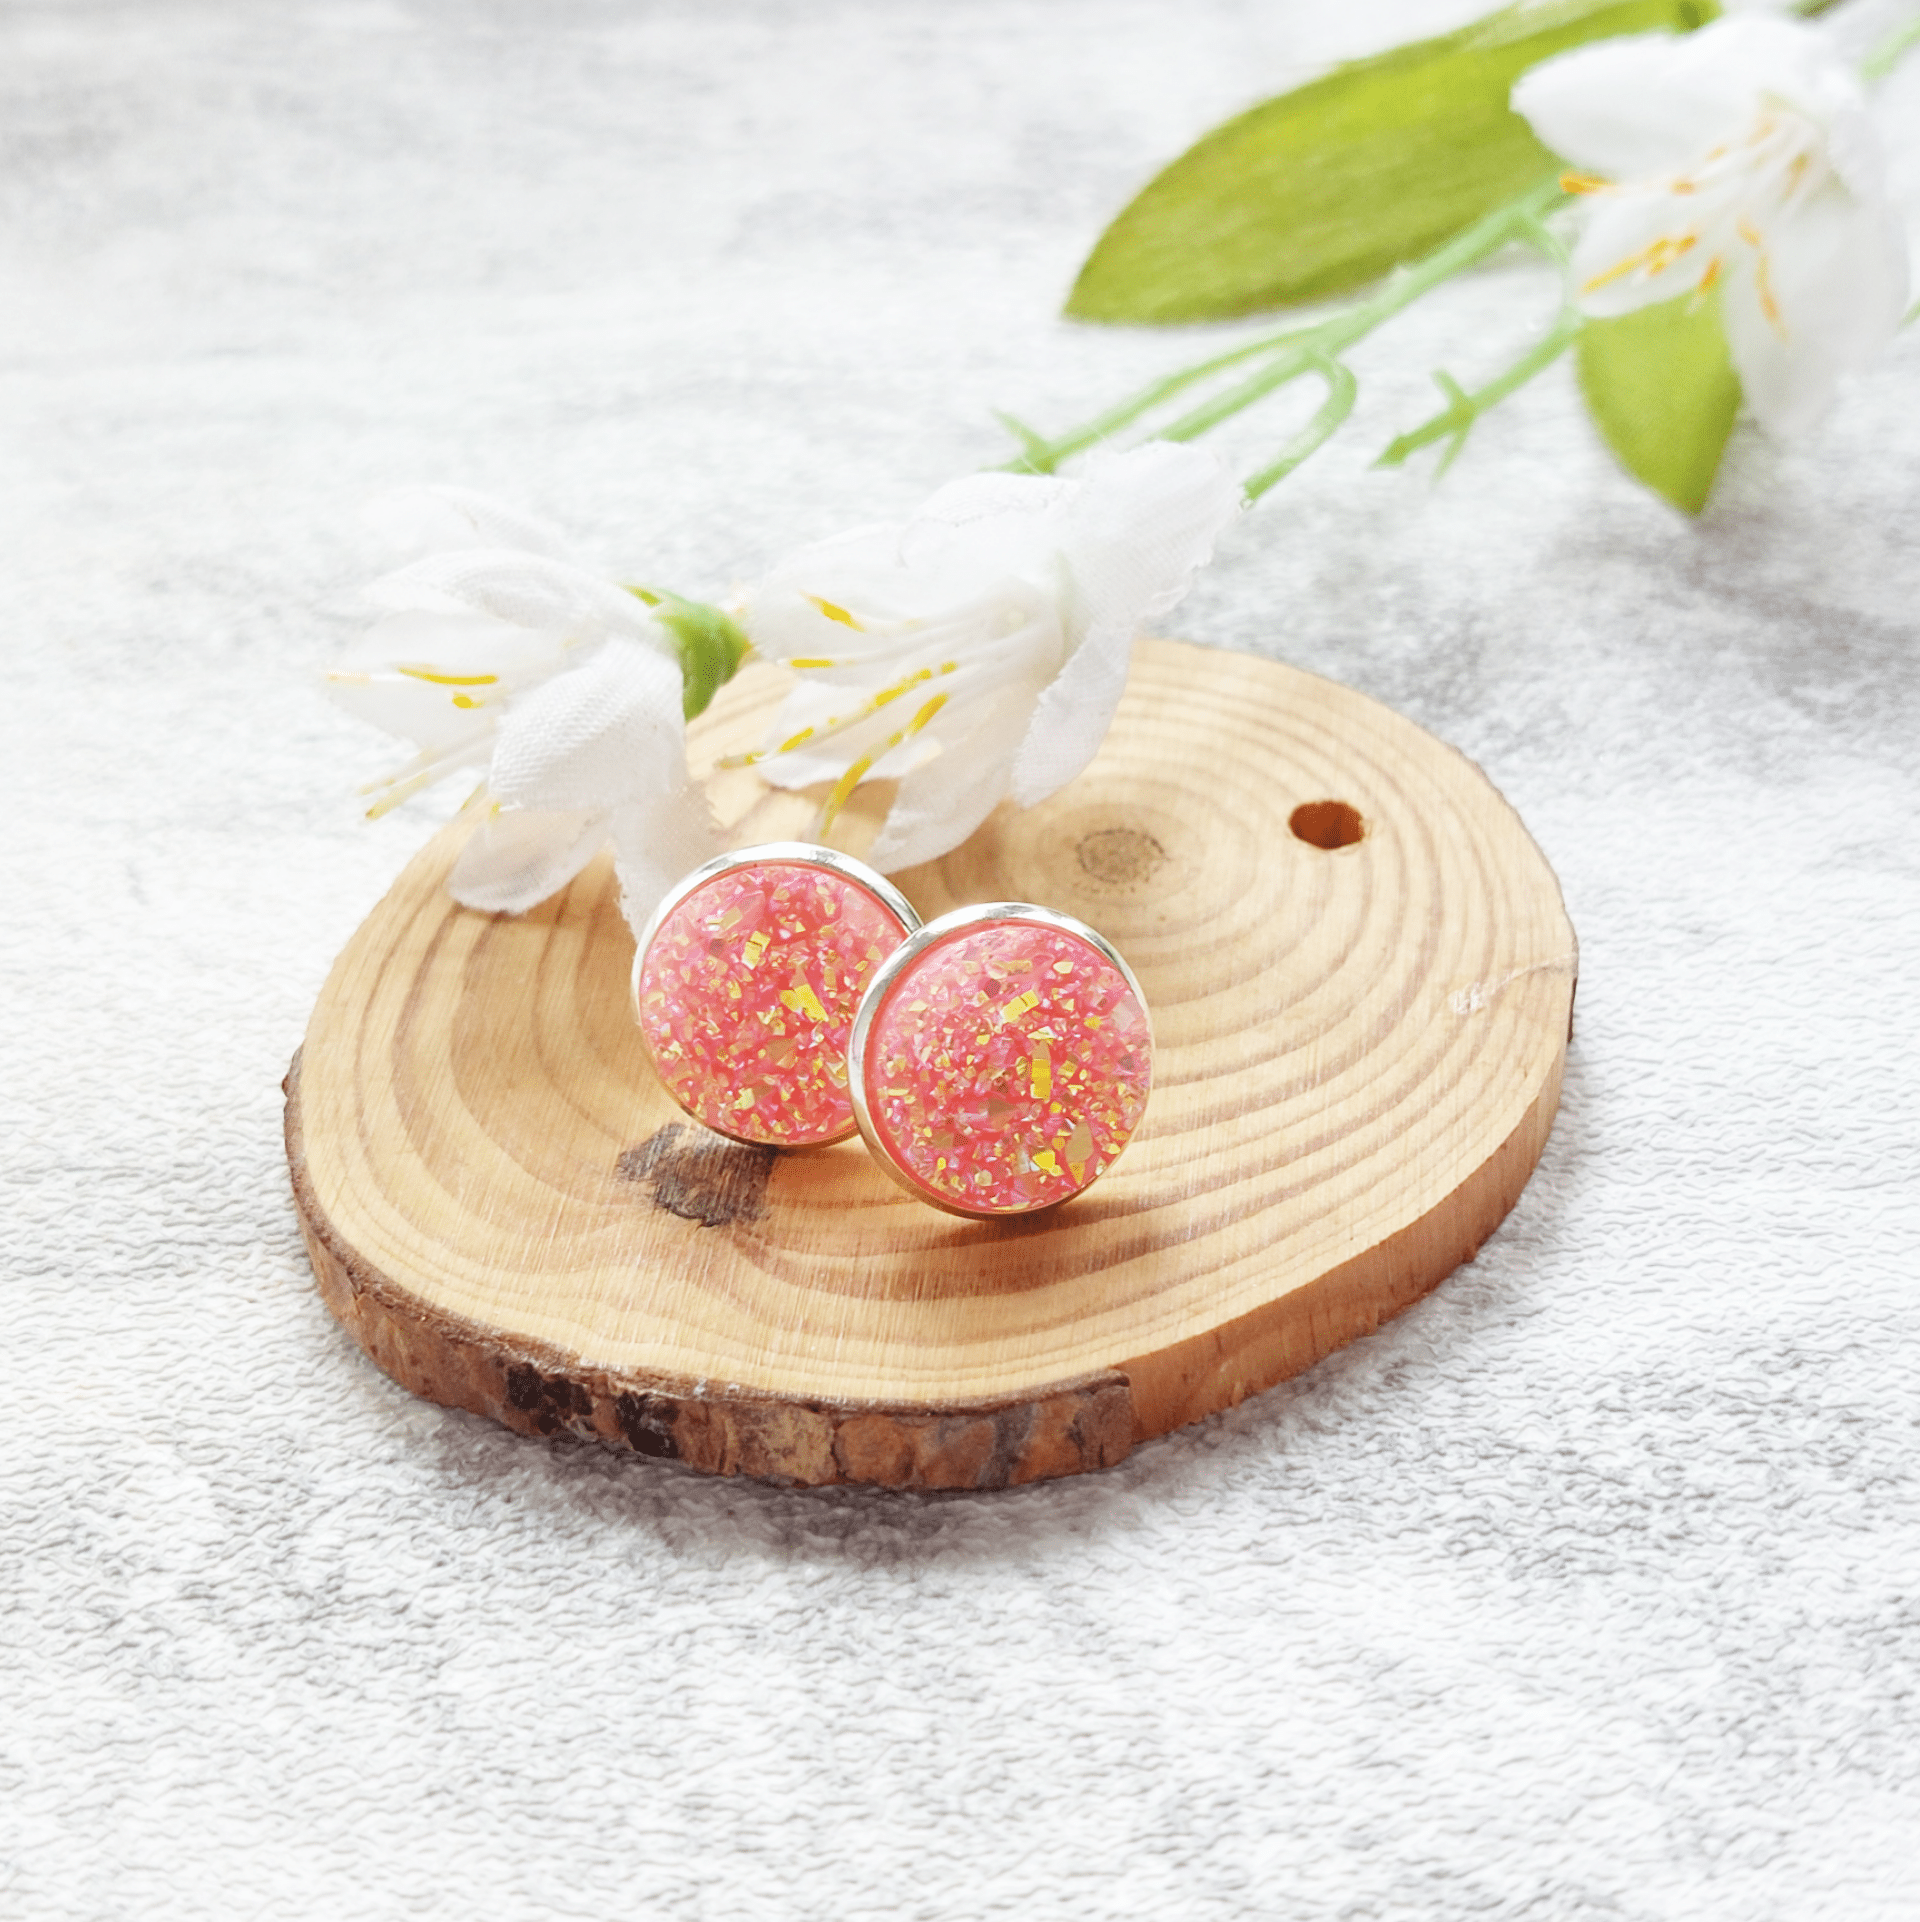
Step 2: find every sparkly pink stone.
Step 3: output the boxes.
[637,861,913,1146]
[860,919,1151,1214]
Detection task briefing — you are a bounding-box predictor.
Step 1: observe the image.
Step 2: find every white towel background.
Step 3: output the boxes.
[5,2,1918,1916]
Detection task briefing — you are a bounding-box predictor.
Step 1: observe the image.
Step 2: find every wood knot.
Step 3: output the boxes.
[1075,827,1167,888]
[617,1123,776,1227]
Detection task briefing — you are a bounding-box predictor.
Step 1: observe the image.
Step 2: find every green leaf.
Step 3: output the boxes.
[1576,293,1739,514]
[1065,0,1716,325]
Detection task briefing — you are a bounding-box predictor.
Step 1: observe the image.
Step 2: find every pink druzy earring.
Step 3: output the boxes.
[848,904,1152,1216]
[633,844,920,1148]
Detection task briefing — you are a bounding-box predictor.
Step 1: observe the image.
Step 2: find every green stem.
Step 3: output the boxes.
[1376,307,1584,472]
[1000,171,1569,481]
[1863,14,1920,80]
[1000,329,1317,473]
[1156,351,1315,445]
[1244,358,1360,501]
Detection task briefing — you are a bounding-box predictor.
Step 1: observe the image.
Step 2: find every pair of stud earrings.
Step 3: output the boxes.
[631,843,1151,1218]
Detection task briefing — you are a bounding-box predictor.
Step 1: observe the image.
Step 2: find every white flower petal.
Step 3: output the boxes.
[752,475,1068,633]
[448,806,612,913]
[744,442,1230,863]
[1515,19,1860,176]
[1819,95,1889,205]
[1057,440,1241,639]
[488,640,690,815]
[1523,12,1906,445]
[913,470,1074,530]
[1005,443,1236,807]
[1514,29,1764,178]
[363,487,578,563]
[325,611,575,751]
[1721,188,1909,438]
[750,678,945,791]
[746,579,919,666]
[867,684,1039,873]
[896,472,1075,592]
[334,609,561,679]
[753,490,1066,643]
[753,591,1064,790]
[325,672,498,755]
[610,791,723,940]
[756,652,1041,795]
[1007,621,1134,809]
[368,551,660,646]
[1566,186,1721,317]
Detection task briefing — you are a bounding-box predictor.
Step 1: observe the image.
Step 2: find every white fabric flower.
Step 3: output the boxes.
[738,441,1241,871]
[1513,16,1909,437]
[326,487,716,928]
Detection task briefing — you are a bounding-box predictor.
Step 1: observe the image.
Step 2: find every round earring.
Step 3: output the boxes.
[633,843,920,1148]
[847,904,1151,1217]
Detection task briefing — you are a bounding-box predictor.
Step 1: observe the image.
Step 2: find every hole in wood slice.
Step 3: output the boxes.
[1289,798,1367,850]
[289,641,1575,1491]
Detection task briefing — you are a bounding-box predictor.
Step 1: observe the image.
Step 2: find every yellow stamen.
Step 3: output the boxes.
[1735,218,1786,333]
[804,597,862,629]
[395,665,500,687]
[721,665,958,769]
[363,765,444,819]
[815,752,876,839]
[1580,231,1695,296]
[786,659,844,671]
[903,691,947,738]
[357,737,492,814]
[1559,172,1609,196]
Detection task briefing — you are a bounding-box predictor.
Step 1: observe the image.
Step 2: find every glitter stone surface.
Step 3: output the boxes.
[636,861,913,1146]
[860,918,1151,1214]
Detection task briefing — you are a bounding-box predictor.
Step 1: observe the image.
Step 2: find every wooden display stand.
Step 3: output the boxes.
[286,640,1576,1488]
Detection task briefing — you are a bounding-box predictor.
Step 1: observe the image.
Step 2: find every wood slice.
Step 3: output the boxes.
[287,639,1576,1488]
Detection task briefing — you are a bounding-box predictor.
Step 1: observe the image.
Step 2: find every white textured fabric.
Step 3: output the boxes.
[5,3,1919,1919]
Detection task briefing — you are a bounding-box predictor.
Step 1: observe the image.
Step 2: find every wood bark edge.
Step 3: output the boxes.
[285,1034,1566,1491]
